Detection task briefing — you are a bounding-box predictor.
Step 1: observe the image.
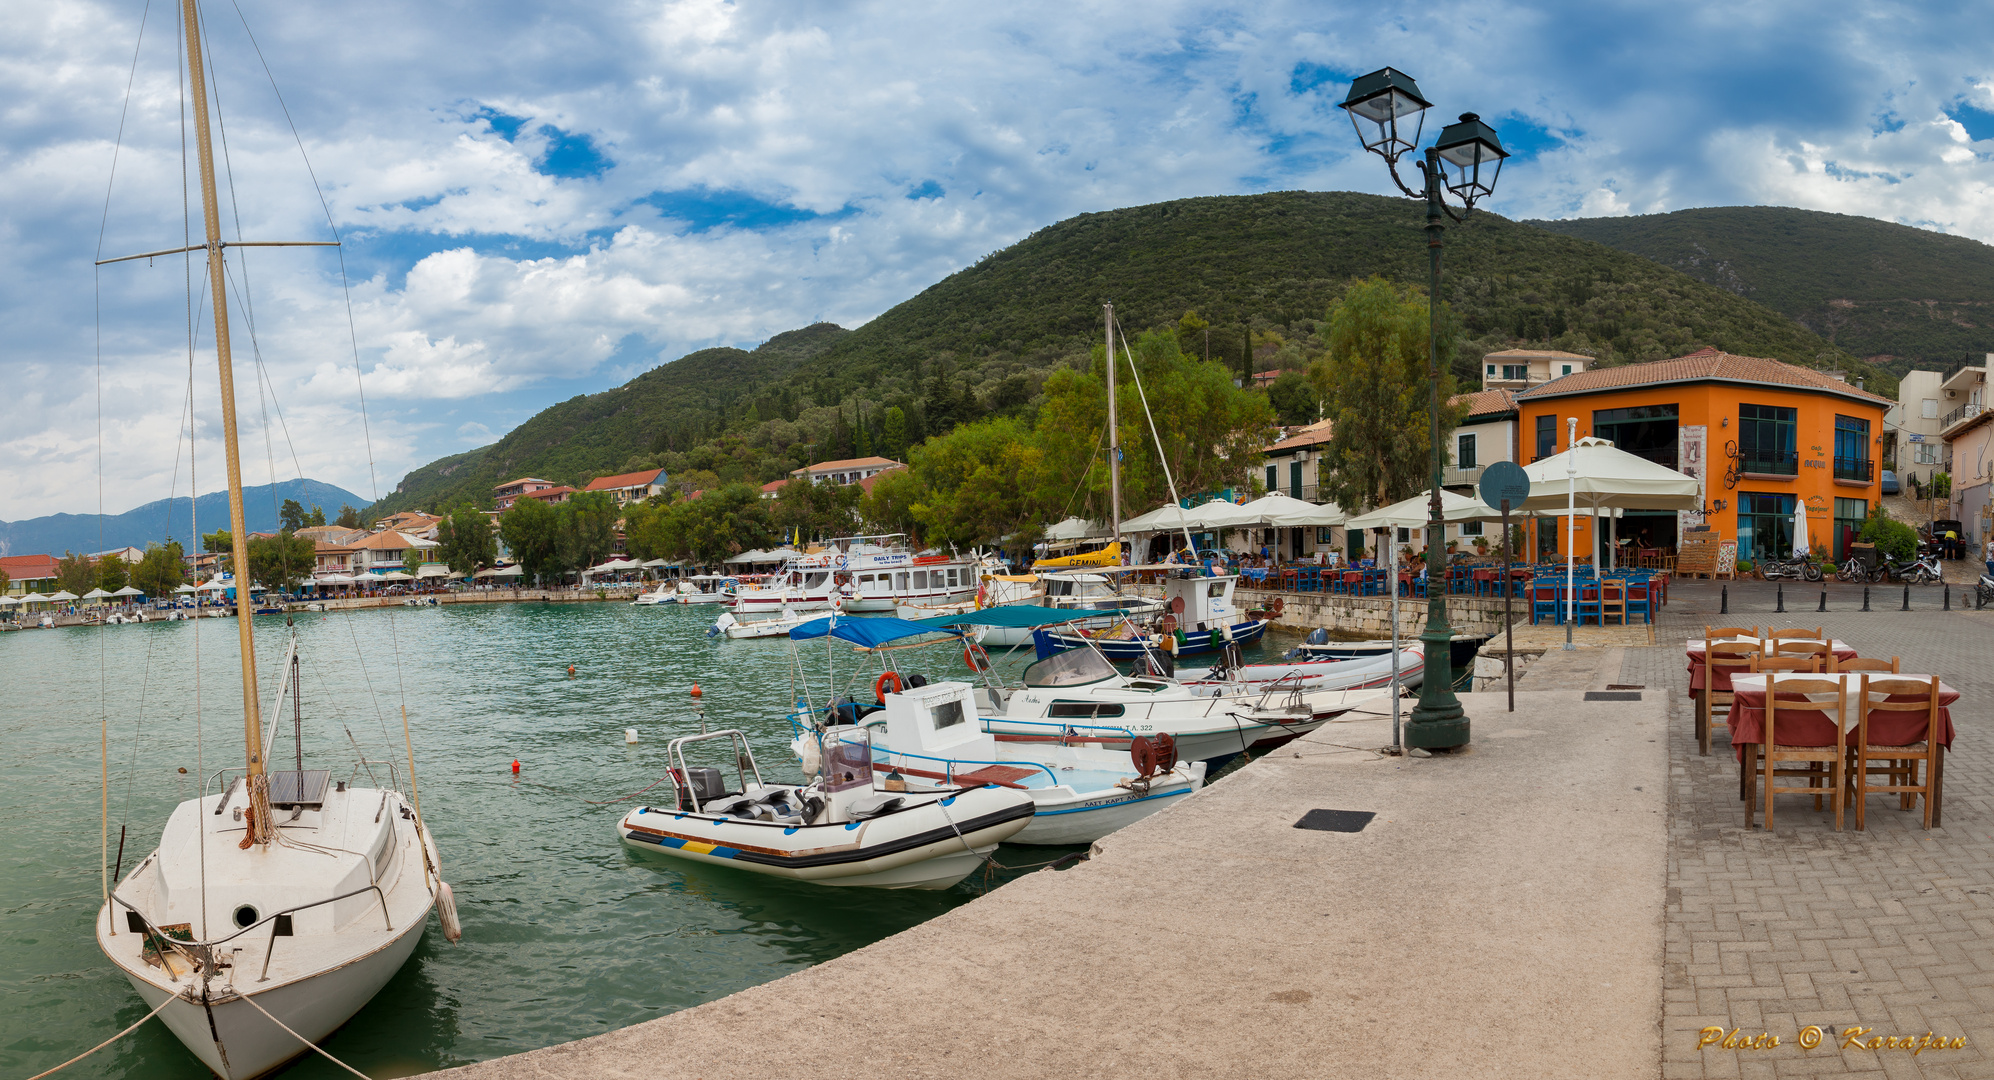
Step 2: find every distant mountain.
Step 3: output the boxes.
[0,479,367,558]
[373,191,1877,515]
[1528,206,1994,375]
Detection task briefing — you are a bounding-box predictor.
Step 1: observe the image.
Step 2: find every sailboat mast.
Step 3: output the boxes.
[181,0,270,843]
[1104,303,1121,563]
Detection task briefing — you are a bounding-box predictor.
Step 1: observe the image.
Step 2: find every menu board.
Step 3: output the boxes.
[1716,540,1737,577]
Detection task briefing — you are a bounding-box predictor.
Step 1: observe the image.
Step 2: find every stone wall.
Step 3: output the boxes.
[1240,586,1524,638]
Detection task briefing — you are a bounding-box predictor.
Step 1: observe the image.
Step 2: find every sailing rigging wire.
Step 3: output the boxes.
[1111,316,1197,554]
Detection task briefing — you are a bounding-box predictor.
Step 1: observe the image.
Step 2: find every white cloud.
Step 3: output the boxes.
[5,0,1994,518]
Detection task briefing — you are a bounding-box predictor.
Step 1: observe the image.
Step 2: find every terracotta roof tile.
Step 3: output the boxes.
[796,456,902,473]
[584,468,665,491]
[1514,350,1893,406]
[1263,419,1334,454]
[1484,348,1595,359]
[1451,388,1518,418]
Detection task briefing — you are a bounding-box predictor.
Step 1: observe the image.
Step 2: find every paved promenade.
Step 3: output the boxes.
[424,689,1667,1080]
[1629,580,1994,1079]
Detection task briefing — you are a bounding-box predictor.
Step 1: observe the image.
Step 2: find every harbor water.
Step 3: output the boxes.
[0,601,1296,1078]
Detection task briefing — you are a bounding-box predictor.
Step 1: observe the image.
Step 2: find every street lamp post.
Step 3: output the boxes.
[1340,67,1508,750]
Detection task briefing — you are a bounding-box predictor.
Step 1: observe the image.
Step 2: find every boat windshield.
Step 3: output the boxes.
[1021,647,1118,688]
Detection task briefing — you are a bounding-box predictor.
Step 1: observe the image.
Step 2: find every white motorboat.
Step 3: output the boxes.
[710,607,818,639]
[619,730,1034,889]
[630,586,675,605]
[1177,647,1425,692]
[669,574,735,604]
[89,10,457,1076]
[840,544,982,613]
[814,679,1205,846]
[730,560,850,614]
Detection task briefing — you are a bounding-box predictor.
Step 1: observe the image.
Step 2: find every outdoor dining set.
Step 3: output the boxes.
[1239,559,1669,626]
[1686,626,1953,832]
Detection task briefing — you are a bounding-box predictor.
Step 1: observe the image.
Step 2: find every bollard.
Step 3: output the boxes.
[1721,585,1728,615]
[1862,586,1871,612]
[1819,589,1827,612]
[1945,584,1951,611]
[1776,584,1785,613]
[1902,585,1910,611]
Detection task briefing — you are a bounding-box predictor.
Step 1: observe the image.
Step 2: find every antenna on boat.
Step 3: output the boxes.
[94,0,338,845]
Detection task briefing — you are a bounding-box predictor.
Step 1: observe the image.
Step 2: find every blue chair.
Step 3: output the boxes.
[1530,584,1560,625]
[1624,582,1652,624]
[1576,584,1601,625]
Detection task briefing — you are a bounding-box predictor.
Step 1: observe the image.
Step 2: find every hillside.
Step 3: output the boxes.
[0,478,364,558]
[375,191,1881,514]
[1529,206,1994,373]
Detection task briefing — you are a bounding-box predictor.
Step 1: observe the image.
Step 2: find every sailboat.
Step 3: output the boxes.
[91,4,458,1077]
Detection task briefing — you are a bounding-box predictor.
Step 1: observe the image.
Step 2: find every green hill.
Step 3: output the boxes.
[375,191,1882,515]
[1528,206,1994,373]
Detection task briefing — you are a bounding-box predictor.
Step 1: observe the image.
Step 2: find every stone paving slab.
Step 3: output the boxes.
[420,692,1667,1080]
[1630,580,1994,1079]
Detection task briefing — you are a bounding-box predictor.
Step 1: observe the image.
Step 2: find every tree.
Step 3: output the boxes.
[659,484,778,565]
[1313,277,1468,513]
[860,467,924,541]
[0,567,8,596]
[436,505,498,576]
[248,532,317,593]
[202,529,232,554]
[621,499,670,561]
[903,417,1045,548]
[279,499,307,532]
[97,557,130,594]
[558,491,621,575]
[131,542,185,597]
[307,504,327,527]
[402,545,424,577]
[1267,369,1318,426]
[335,504,364,530]
[772,479,862,541]
[880,406,909,462]
[56,552,96,596]
[499,497,563,583]
[1860,503,1918,562]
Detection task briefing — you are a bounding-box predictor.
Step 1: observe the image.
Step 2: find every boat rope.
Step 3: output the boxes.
[236,990,375,1079]
[19,988,177,1080]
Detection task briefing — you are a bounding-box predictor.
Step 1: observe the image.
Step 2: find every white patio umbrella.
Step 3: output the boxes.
[724,549,768,565]
[1792,502,1809,559]
[1237,493,1347,527]
[640,558,672,568]
[47,590,80,602]
[18,593,52,604]
[378,571,414,581]
[82,588,111,599]
[111,585,144,597]
[485,564,523,578]
[1344,489,1504,531]
[174,583,198,594]
[417,564,451,579]
[0,595,19,606]
[1043,516,1107,542]
[1521,433,1700,626]
[197,579,228,591]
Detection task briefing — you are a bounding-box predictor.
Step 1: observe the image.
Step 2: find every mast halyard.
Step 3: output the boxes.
[181,0,270,845]
[1105,302,1121,564]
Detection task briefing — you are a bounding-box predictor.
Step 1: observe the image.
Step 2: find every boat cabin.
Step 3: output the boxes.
[1163,574,1240,632]
[879,680,989,759]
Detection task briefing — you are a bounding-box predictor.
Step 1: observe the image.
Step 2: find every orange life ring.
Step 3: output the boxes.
[874,670,904,703]
[964,641,991,672]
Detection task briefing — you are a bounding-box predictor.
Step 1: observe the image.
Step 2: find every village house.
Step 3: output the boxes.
[1481,348,1593,391]
[583,468,669,506]
[791,457,903,486]
[493,478,556,510]
[0,553,61,597]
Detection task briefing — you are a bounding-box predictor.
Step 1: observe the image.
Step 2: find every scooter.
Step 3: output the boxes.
[1875,551,1941,585]
[1977,570,1994,608]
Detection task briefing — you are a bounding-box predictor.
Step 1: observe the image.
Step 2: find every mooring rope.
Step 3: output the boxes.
[19,991,176,1080]
[237,991,373,1079]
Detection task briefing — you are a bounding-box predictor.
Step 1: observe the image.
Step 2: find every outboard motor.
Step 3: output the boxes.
[1305,627,1330,645]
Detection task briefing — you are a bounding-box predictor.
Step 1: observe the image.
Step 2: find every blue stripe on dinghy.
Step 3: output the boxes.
[624,831,741,859]
[1030,787,1192,816]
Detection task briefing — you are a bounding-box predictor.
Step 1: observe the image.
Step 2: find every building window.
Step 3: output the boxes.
[1289,460,1304,499]
[1833,415,1871,482]
[1915,442,1940,465]
[1460,521,1483,536]
[1737,404,1798,475]
[1833,497,1866,561]
[1737,492,1796,563]
[1593,404,1679,468]
[1457,432,1477,469]
[1503,364,1527,381]
[1535,415,1556,461]
[1486,363,1496,376]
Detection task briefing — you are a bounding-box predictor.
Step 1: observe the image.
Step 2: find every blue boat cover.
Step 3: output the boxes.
[919,605,1142,630]
[789,605,1146,646]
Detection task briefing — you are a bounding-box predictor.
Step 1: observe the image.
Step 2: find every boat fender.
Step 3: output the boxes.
[1217,623,1233,644]
[436,881,464,943]
[875,670,904,703]
[799,738,823,780]
[964,641,991,672]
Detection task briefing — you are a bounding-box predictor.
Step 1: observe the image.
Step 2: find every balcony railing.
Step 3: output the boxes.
[1832,456,1873,483]
[1941,402,1987,430]
[1738,448,1798,476]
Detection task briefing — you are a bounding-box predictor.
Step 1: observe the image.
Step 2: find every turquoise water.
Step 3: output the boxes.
[0,601,1291,1078]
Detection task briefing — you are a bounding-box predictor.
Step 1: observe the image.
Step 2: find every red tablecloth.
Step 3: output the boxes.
[1728,674,1957,763]
[1685,639,1857,693]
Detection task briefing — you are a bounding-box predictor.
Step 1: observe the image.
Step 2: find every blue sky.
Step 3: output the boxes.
[4,0,1993,520]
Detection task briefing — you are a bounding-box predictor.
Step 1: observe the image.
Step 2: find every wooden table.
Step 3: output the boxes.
[1685,637,1855,693]
[1728,672,1958,826]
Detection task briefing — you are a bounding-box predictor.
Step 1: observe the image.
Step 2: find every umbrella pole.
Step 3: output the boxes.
[1565,418,1577,651]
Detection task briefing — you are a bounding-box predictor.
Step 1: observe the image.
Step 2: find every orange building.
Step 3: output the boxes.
[1514,349,1892,564]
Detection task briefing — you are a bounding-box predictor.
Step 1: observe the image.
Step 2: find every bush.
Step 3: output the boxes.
[1858,507,1918,562]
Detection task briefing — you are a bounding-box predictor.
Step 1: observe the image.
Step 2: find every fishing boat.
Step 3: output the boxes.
[90,8,456,1076]
[618,729,1034,889]
[1284,627,1490,678]
[804,674,1206,847]
[1030,574,1266,659]
[709,606,817,639]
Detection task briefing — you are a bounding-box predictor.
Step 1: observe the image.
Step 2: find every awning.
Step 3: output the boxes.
[1344,489,1506,531]
[921,605,1144,630]
[1236,493,1347,528]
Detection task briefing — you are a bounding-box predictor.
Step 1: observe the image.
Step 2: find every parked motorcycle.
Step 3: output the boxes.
[1874,551,1941,585]
[1757,554,1824,582]
[1977,570,1994,608]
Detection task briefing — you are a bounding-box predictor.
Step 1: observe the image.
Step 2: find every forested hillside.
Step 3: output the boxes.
[374,191,1881,515]
[1530,206,1994,374]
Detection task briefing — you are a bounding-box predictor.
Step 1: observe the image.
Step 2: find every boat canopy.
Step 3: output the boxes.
[789,604,1147,647]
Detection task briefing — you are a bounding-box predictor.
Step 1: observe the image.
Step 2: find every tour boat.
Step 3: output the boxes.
[840,547,982,613]
[729,557,851,614]
[805,678,1206,846]
[618,729,1035,889]
[90,10,457,1076]
[1030,574,1265,659]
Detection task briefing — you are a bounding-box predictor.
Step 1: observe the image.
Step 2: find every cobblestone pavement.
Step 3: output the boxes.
[1625,579,1994,1078]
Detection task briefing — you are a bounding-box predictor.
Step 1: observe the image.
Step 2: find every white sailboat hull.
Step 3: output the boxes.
[106,908,427,1080]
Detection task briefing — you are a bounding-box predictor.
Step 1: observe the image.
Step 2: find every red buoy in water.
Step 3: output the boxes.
[690,684,703,698]
[567,665,576,676]
[511,759,520,775]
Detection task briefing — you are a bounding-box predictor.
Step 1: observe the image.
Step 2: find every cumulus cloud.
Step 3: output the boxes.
[4,0,1994,517]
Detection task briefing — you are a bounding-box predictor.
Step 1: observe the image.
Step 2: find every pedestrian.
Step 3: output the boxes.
[1984,533,1994,580]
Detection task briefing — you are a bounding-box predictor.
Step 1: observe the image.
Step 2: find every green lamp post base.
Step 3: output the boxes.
[1405,626,1468,749]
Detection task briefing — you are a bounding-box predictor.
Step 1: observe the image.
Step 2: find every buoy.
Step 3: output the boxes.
[436,881,463,943]
[624,728,639,744]
[567,665,576,676]
[510,759,520,774]
[690,683,703,698]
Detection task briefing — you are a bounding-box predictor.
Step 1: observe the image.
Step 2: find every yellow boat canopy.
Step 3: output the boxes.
[1032,542,1121,569]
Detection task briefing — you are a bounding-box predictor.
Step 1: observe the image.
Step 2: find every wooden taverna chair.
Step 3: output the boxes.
[1752,676,1847,832]
[1851,674,1942,831]
[1700,641,1761,756]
